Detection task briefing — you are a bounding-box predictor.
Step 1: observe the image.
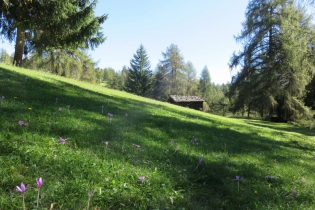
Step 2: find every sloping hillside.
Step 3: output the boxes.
[1,64,315,209]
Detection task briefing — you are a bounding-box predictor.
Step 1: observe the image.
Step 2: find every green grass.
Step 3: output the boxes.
[1,63,315,210]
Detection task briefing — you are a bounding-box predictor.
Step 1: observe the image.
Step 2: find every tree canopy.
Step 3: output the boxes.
[125,44,153,96]
[0,0,107,66]
[229,0,315,121]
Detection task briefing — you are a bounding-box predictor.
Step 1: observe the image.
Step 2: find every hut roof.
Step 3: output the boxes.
[169,95,204,102]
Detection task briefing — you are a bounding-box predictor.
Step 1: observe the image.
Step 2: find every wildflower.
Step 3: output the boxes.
[16,182,28,210]
[1,96,4,100]
[292,190,297,195]
[66,105,70,109]
[36,178,44,208]
[175,146,179,151]
[16,183,28,194]
[236,176,245,182]
[89,190,94,197]
[87,189,94,210]
[125,113,128,117]
[266,175,275,179]
[139,176,145,182]
[28,107,32,111]
[36,177,44,188]
[55,98,58,102]
[59,137,66,144]
[254,190,258,194]
[235,176,245,194]
[170,140,174,145]
[199,158,203,163]
[24,122,29,127]
[58,107,62,111]
[18,120,24,125]
[133,144,140,148]
[105,141,109,147]
[108,113,113,123]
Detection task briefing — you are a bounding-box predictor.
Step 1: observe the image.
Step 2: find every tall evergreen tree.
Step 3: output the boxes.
[125,44,153,96]
[160,44,186,94]
[229,0,314,120]
[152,63,170,100]
[198,66,213,104]
[185,61,198,95]
[0,0,107,67]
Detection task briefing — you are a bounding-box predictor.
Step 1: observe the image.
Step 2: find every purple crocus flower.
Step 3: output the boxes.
[66,105,70,109]
[133,144,140,148]
[170,140,174,145]
[16,183,28,194]
[235,176,245,182]
[199,158,203,163]
[125,113,128,117]
[108,113,113,118]
[105,141,109,147]
[59,137,66,144]
[1,96,4,100]
[139,176,145,182]
[292,190,297,195]
[36,177,44,188]
[89,190,94,197]
[58,107,62,111]
[18,120,24,125]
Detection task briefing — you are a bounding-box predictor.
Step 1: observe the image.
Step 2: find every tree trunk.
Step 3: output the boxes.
[50,51,56,74]
[13,26,25,66]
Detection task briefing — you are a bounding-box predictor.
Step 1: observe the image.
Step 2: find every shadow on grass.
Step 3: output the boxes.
[245,120,315,137]
[1,66,315,209]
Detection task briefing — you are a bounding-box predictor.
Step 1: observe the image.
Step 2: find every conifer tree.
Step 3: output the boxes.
[198,66,213,104]
[152,63,170,100]
[160,44,186,94]
[125,45,153,96]
[229,0,314,120]
[0,0,107,67]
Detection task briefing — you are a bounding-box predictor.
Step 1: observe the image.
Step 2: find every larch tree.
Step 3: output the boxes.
[152,63,170,101]
[229,0,314,120]
[198,66,213,104]
[160,44,186,95]
[125,44,153,97]
[185,61,198,95]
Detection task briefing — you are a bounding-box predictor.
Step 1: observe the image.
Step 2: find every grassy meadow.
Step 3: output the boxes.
[1,63,315,209]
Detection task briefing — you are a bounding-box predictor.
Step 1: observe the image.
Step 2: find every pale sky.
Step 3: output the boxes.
[1,0,249,84]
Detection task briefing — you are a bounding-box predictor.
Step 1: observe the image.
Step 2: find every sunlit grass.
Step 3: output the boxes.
[1,63,315,209]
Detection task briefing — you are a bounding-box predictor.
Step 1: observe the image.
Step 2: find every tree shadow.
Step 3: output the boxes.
[1,66,315,209]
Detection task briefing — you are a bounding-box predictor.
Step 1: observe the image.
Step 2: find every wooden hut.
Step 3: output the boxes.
[167,95,204,110]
